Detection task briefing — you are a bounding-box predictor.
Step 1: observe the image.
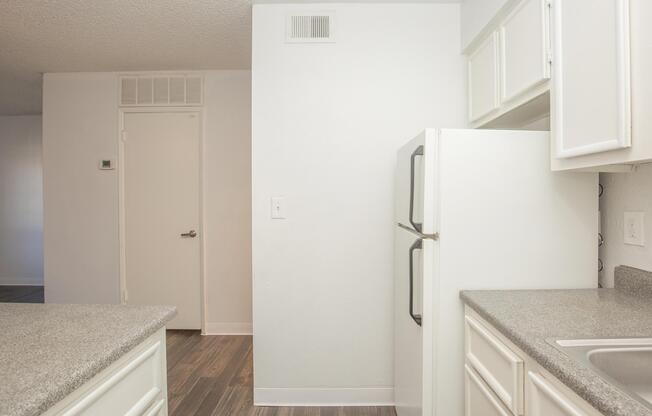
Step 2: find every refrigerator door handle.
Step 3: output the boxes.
[409,145,424,233]
[409,238,423,327]
[398,222,439,241]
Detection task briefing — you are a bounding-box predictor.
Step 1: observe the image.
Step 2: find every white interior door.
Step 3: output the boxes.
[123,111,201,330]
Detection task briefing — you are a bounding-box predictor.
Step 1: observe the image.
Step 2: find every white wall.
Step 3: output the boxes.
[43,71,252,331]
[203,71,253,334]
[43,73,120,303]
[600,165,652,287]
[251,2,466,405]
[461,0,511,50]
[0,115,43,285]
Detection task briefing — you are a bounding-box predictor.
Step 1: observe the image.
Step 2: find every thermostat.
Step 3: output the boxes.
[99,159,115,170]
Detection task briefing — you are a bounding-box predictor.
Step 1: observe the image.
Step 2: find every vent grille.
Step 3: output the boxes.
[120,75,203,107]
[121,78,137,105]
[286,12,335,43]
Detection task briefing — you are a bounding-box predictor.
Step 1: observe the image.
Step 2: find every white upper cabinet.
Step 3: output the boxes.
[551,0,630,159]
[500,0,550,104]
[464,0,652,171]
[462,0,512,51]
[551,0,652,171]
[468,33,500,122]
[465,0,551,128]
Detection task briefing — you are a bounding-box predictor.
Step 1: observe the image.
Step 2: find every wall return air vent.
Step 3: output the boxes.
[286,12,336,43]
[120,75,203,107]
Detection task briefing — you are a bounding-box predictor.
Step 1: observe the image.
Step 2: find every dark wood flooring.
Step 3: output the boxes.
[0,285,44,303]
[166,331,396,416]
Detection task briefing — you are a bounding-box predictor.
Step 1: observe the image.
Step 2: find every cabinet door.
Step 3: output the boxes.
[465,315,524,414]
[465,365,512,416]
[552,0,631,158]
[500,0,550,104]
[468,32,500,122]
[527,371,590,416]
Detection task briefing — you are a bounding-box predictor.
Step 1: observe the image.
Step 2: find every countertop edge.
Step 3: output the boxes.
[32,306,177,416]
[459,291,647,416]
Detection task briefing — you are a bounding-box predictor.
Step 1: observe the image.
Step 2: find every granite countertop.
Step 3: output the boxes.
[460,266,652,416]
[0,303,176,416]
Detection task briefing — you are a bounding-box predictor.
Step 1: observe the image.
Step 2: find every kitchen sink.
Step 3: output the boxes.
[554,338,652,410]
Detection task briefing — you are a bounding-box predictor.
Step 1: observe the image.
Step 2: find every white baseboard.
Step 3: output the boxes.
[253,387,394,406]
[0,277,43,286]
[203,322,253,335]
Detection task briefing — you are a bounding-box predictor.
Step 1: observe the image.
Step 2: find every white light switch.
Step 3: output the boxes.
[624,212,645,246]
[271,197,286,219]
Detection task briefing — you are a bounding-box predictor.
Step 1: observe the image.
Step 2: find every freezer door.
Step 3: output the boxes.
[396,134,425,232]
[395,130,437,235]
[394,226,424,416]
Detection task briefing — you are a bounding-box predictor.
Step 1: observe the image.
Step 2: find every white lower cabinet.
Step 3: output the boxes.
[527,371,590,416]
[465,364,512,416]
[465,315,523,415]
[464,307,604,416]
[43,328,168,416]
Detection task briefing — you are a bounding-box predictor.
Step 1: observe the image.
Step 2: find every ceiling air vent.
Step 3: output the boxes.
[119,74,203,107]
[286,12,335,43]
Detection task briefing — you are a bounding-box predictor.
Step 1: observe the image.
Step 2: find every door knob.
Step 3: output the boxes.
[181,230,197,238]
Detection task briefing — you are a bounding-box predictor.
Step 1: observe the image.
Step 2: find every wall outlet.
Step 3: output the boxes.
[624,212,645,246]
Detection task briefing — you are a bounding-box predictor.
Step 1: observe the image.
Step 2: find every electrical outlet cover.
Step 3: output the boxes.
[624,212,645,246]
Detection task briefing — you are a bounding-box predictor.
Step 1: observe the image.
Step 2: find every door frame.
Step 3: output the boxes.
[118,107,206,333]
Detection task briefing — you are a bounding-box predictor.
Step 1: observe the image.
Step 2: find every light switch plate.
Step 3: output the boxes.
[624,212,645,246]
[271,197,286,219]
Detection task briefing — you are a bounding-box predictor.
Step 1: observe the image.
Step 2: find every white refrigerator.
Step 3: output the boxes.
[393,129,598,416]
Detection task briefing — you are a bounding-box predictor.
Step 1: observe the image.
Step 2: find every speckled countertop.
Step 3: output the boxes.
[0,303,176,416]
[460,266,652,416]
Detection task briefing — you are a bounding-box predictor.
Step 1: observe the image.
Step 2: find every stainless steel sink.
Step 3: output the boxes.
[554,338,652,410]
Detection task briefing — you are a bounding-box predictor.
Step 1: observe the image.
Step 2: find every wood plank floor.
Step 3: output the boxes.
[166,331,396,416]
[0,285,44,303]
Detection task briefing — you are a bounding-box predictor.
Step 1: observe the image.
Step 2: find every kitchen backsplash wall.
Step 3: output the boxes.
[599,163,652,287]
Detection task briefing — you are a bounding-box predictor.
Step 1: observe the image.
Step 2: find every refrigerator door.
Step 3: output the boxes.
[394,226,425,416]
[394,129,439,416]
[396,133,425,233]
[396,130,437,236]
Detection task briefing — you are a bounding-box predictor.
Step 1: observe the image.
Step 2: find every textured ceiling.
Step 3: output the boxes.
[0,0,253,115]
